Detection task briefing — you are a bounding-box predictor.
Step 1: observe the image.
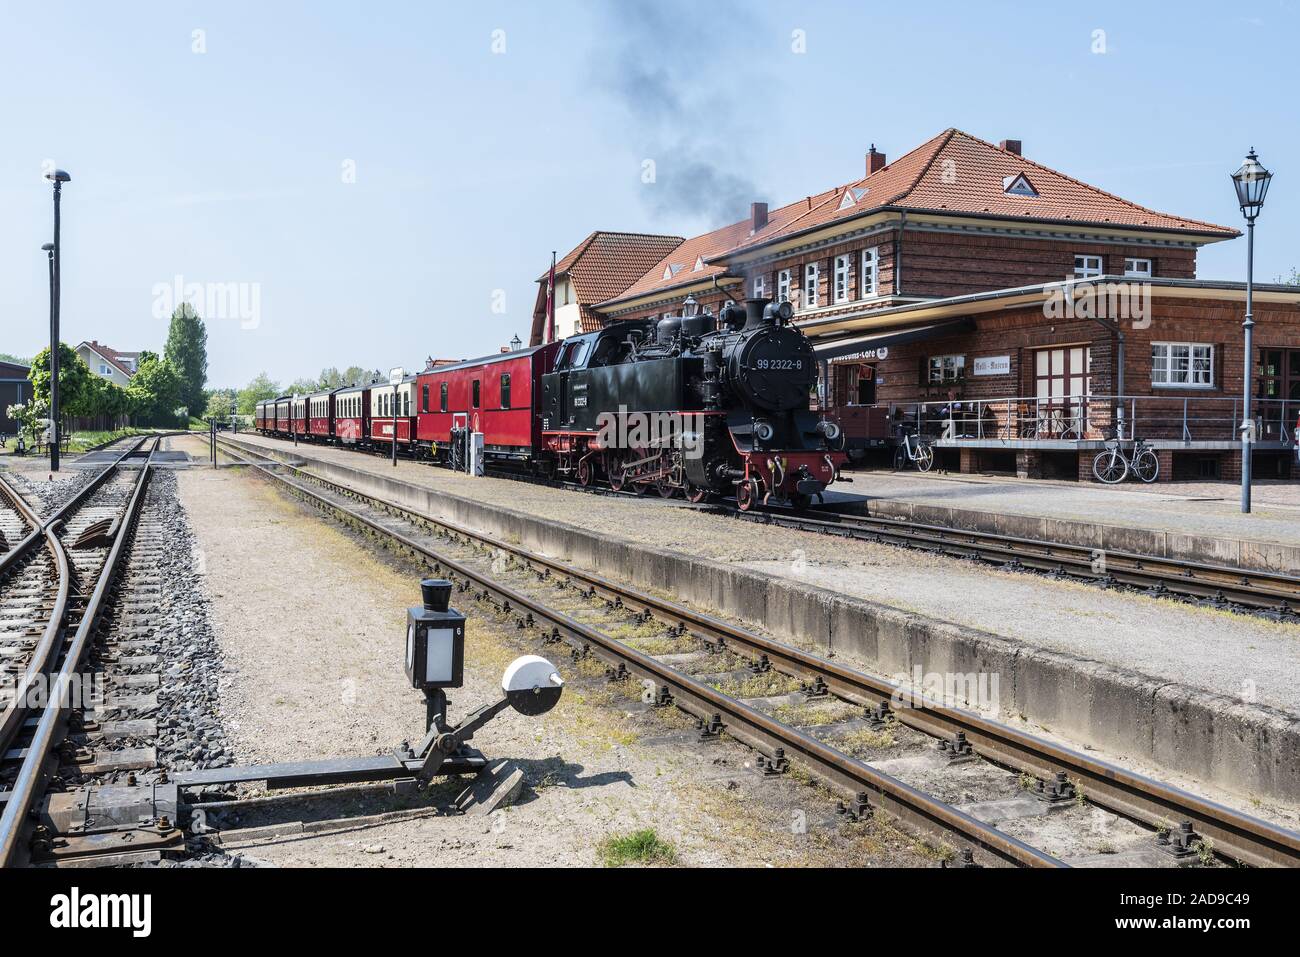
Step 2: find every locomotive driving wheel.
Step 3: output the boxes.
[656,480,676,498]
[576,457,593,487]
[736,478,760,511]
[606,453,626,491]
[686,484,712,504]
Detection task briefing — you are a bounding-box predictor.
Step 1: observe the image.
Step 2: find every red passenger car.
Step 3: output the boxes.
[415,344,561,465]
[333,383,370,446]
[370,376,417,451]
[306,388,338,442]
[274,395,292,435]
[290,395,308,439]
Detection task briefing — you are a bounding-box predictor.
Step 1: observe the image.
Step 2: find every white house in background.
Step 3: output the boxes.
[76,340,140,387]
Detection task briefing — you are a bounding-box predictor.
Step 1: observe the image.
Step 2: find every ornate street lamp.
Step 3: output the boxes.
[509,334,522,351]
[1230,149,1273,514]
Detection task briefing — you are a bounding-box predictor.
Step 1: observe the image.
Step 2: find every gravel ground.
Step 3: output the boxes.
[226,434,1300,715]
[175,443,934,867]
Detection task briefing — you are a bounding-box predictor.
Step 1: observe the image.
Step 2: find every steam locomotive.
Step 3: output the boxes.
[541,297,846,508]
[255,297,847,509]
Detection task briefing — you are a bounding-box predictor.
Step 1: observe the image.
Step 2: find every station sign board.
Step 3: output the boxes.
[973,355,1011,376]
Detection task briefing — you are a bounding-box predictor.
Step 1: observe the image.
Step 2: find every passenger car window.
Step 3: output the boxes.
[472,380,480,408]
[440,382,448,412]
[500,374,511,409]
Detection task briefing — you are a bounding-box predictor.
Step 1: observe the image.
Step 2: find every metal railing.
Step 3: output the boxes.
[888,394,1297,445]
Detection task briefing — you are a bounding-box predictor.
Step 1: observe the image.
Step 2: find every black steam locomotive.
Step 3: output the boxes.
[540,298,847,509]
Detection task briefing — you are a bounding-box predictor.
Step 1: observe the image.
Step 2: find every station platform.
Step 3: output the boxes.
[825,469,1298,573]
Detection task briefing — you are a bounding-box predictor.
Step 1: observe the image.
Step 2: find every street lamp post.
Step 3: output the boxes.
[44,169,70,471]
[509,334,522,351]
[1230,148,1273,514]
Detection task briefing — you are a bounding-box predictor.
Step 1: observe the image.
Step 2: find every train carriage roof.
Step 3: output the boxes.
[415,343,554,378]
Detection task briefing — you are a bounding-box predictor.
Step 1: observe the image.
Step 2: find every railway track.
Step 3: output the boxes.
[217,435,1300,868]
[731,502,1300,617]
[235,431,1298,617]
[0,436,175,867]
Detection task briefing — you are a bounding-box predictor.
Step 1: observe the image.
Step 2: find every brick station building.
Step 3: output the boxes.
[533,129,1300,481]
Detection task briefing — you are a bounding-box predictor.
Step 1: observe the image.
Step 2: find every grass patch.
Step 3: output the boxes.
[772,700,859,727]
[597,828,677,867]
[723,671,804,699]
[832,725,897,752]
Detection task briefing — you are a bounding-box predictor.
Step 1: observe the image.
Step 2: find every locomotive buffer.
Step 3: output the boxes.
[173,579,563,793]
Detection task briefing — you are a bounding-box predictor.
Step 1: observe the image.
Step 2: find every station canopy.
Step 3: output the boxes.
[809,317,975,362]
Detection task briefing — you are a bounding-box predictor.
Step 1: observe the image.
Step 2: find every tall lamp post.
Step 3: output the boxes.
[44,169,71,471]
[1230,149,1273,514]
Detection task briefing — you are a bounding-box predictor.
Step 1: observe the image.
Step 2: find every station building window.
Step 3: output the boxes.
[777,269,791,303]
[1073,254,1103,278]
[753,274,766,298]
[1152,342,1213,388]
[861,248,878,297]
[833,255,851,303]
[1124,257,1153,278]
[804,262,820,309]
[928,354,966,383]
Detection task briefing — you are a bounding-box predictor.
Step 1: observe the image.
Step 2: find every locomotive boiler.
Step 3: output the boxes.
[540,297,847,509]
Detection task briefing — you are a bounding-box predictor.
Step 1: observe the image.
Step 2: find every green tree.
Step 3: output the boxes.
[236,372,281,415]
[287,377,319,395]
[203,391,236,421]
[164,303,208,418]
[0,352,30,366]
[343,366,369,386]
[127,352,183,426]
[1277,267,1300,286]
[29,343,95,418]
[317,367,347,390]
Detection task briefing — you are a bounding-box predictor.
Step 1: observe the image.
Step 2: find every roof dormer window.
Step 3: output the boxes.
[1002,173,1038,197]
[692,255,705,272]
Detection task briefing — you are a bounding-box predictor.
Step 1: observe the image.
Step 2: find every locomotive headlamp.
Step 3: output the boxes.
[405,579,465,690]
[817,419,842,442]
[754,419,775,442]
[768,300,794,323]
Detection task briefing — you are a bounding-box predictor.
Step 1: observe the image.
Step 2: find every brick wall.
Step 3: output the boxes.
[604,229,1197,325]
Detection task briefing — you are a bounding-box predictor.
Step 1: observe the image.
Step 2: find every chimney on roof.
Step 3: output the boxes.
[750,202,768,233]
[866,145,886,175]
[1000,139,1022,156]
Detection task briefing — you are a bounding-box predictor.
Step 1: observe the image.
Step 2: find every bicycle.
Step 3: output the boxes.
[1092,436,1159,484]
[893,430,935,472]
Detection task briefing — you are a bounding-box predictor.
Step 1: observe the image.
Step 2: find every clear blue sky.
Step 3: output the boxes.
[2,0,1296,388]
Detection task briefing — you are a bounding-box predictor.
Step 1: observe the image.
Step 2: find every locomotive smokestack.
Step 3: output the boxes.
[744,297,773,330]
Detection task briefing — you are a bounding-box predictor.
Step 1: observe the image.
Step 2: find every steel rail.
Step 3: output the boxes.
[736,506,1299,613]
[218,440,1063,867]
[217,435,1300,868]
[0,436,150,762]
[0,437,159,867]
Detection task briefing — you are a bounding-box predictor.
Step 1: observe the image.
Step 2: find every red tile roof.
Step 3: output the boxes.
[596,128,1237,309]
[728,129,1237,253]
[533,231,685,336]
[78,340,138,379]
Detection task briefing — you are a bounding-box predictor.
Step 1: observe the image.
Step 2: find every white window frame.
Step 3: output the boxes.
[99,363,110,375]
[833,254,850,304]
[1073,254,1103,278]
[860,247,878,298]
[1124,257,1153,278]
[928,354,966,384]
[752,274,766,298]
[1151,342,1214,389]
[804,262,820,309]
[776,269,791,303]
